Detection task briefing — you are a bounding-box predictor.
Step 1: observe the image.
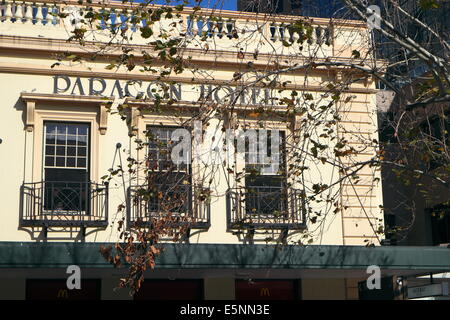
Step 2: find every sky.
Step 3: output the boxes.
[128,0,238,11]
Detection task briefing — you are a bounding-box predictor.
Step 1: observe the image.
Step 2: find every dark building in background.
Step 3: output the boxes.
[237,0,350,19]
[376,1,450,247]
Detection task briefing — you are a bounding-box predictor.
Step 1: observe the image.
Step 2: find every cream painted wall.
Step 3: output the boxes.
[0,67,382,246]
[0,6,383,246]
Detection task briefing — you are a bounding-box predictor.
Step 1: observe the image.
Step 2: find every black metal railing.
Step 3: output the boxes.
[127,184,210,229]
[226,186,306,229]
[20,181,108,227]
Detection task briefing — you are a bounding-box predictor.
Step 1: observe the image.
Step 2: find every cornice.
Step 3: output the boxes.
[21,92,114,104]
[20,93,113,134]
[0,35,385,75]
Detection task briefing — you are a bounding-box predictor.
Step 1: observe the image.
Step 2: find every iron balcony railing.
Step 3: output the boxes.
[226,186,306,229]
[20,181,108,227]
[127,184,210,229]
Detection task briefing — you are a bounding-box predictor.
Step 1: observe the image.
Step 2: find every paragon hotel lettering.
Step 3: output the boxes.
[53,75,280,105]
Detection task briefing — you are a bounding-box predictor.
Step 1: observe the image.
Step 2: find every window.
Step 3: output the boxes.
[290,0,301,12]
[44,122,89,171]
[43,121,90,213]
[146,126,191,214]
[428,204,450,245]
[226,125,304,229]
[147,126,189,174]
[127,122,210,229]
[383,213,397,245]
[20,94,109,229]
[244,130,287,216]
[379,112,396,144]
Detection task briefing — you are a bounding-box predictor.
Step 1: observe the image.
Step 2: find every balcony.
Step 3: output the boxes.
[20,181,109,227]
[0,0,335,58]
[226,186,306,229]
[127,184,210,229]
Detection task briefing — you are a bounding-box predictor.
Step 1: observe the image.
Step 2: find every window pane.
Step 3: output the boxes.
[56,135,66,144]
[68,125,78,135]
[46,124,56,135]
[56,126,67,135]
[77,158,86,168]
[77,136,87,146]
[147,171,192,213]
[147,126,191,173]
[44,122,90,171]
[244,130,285,173]
[45,146,55,156]
[149,149,157,161]
[78,125,88,135]
[67,147,76,156]
[56,157,65,167]
[56,146,65,156]
[44,168,90,211]
[244,130,286,216]
[46,134,56,145]
[145,126,192,214]
[162,160,172,171]
[45,156,54,166]
[67,135,77,145]
[67,157,76,167]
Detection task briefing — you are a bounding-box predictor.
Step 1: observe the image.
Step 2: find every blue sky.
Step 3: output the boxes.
[130,0,237,11]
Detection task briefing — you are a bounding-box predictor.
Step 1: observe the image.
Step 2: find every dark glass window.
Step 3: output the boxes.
[146,126,191,214]
[238,0,355,18]
[44,122,89,169]
[428,204,450,245]
[43,122,90,212]
[379,112,396,144]
[244,130,287,215]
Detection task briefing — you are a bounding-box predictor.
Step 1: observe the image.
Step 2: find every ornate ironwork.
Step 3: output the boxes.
[127,184,210,229]
[226,186,306,229]
[20,181,108,227]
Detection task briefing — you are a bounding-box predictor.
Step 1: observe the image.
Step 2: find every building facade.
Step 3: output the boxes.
[0,0,448,300]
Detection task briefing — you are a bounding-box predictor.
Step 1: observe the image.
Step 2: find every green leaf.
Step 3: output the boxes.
[169,47,177,56]
[419,0,439,10]
[140,26,153,39]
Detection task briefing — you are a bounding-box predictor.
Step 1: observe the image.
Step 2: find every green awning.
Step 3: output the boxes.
[0,242,449,273]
